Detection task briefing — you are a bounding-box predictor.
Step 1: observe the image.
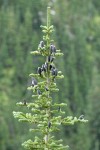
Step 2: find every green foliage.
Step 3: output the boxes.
[13,7,88,150]
[0,0,100,150]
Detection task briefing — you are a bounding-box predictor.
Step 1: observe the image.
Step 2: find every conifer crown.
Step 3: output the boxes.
[13,7,88,150]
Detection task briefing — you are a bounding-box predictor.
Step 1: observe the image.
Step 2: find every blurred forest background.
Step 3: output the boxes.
[0,0,100,150]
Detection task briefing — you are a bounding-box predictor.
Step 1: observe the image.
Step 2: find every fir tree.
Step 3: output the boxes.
[13,7,88,150]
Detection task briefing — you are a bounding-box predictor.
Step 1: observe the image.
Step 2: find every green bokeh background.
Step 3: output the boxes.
[0,0,100,149]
